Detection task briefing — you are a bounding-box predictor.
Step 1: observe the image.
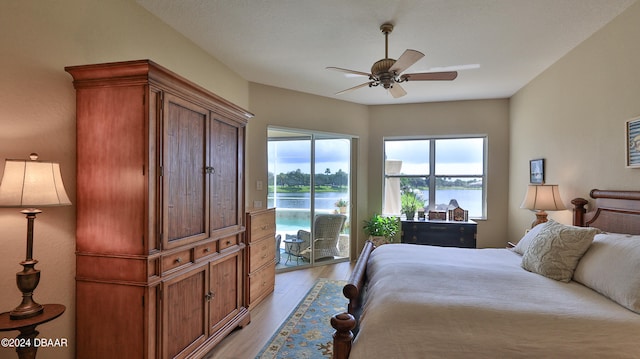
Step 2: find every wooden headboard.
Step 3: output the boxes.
[572,189,640,234]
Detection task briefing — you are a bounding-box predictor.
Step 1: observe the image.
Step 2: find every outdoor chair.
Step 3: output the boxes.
[298,214,347,261]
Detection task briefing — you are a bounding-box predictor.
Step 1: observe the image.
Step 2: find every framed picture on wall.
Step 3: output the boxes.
[626,117,640,168]
[529,159,545,184]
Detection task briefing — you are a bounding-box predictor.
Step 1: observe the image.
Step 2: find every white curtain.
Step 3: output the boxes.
[383,160,402,215]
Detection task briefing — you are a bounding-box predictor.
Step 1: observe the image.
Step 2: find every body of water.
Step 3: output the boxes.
[271,190,481,251]
[268,189,482,219]
[268,192,348,212]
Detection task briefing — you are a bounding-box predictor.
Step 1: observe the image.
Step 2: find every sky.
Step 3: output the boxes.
[268,138,350,174]
[385,138,484,175]
[268,137,484,175]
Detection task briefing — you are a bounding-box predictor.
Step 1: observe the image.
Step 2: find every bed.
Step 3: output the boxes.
[331,189,640,358]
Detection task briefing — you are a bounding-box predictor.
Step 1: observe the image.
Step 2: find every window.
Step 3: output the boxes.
[383,136,486,219]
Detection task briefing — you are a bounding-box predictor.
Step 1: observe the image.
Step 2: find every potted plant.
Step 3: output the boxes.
[401,191,424,220]
[334,198,348,214]
[363,214,400,246]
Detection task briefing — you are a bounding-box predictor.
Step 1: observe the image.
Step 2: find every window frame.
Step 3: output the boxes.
[383,135,487,220]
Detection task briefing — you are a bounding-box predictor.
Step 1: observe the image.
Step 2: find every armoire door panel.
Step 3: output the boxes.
[163,265,208,358]
[163,94,211,249]
[209,252,240,333]
[210,117,240,232]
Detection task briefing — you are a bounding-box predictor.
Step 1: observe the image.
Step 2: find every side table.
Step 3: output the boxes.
[283,238,304,264]
[0,304,65,359]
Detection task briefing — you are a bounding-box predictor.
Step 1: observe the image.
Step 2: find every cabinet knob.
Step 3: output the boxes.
[205,166,215,174]
[175,257,182,264]
[226,240,232,245]
[204,247,210,253]
[205,291,215,301]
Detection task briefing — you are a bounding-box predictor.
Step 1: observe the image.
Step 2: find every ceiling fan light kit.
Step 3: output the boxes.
[328,23,457,98]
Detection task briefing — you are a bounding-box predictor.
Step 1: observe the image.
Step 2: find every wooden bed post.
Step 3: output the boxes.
[572,197,588,226]
[331,240,375,359]
[331,312,356,359]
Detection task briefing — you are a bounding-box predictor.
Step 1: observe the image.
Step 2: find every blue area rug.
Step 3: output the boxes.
[256,278,347,359]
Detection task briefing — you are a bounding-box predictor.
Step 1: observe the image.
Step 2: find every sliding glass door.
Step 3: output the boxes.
[268,127,351,271]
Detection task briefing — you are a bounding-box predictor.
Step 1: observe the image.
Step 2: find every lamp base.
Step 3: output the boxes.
[10,303,44,320]
[10,259,43,320]
[530,210,549,228]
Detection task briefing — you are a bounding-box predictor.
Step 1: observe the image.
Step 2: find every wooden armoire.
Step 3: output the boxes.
[66,60,253,359]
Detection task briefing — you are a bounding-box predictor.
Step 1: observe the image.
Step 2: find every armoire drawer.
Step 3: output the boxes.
[194,242,216,260]
[162,249,192,273]
[219,235,238,251]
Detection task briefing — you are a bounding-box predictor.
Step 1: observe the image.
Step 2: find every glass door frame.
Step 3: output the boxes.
[268,126,353,272]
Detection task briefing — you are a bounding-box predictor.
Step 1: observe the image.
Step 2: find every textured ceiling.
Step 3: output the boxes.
[137,0,636,105]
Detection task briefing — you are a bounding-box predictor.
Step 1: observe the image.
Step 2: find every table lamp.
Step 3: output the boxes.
[0,154,71,320]
[520,184,566,228]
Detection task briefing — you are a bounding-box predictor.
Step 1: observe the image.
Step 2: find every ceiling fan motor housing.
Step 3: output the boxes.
[371,58,396,88]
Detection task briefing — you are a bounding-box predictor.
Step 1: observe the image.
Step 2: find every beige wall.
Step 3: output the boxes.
[246,83,370,253]
[508,1,640,241]
[368,100,511,248]
[0,1,248,358]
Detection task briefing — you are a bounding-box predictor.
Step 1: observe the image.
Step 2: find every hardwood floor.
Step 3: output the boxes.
[204,260,354,359]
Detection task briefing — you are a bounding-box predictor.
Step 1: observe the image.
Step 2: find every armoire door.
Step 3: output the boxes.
[162,265,208,359]
[209,251,242,334]
[210,116,243,237]
[162,93,211,250]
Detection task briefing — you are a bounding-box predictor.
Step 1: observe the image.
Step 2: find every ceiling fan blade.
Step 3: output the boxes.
[389,84,407,98]
[401,71,458,81]
[335,81,374,95]
[389,49,424,74]
[326,67,372,77]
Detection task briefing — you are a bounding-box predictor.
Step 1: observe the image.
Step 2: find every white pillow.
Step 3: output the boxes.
[521,220,599,282]
[573,233,640,313]
[511,221,549,255]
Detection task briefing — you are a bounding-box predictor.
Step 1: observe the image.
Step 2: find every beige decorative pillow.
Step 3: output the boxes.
[521,221,600,282]
[512,221,548,255]
[573,233,640,313]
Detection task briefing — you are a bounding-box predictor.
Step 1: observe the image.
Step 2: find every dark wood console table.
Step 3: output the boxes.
[401,219,477,248]
[0,304,65,359]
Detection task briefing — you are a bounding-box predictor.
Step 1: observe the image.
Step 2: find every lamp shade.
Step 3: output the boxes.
[0,155,71,208]
[520,184,566,211]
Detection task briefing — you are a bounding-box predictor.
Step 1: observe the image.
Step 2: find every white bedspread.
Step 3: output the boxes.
[349,244,640,358]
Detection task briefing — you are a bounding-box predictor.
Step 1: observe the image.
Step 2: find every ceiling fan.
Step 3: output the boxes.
[327,23,458,98]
